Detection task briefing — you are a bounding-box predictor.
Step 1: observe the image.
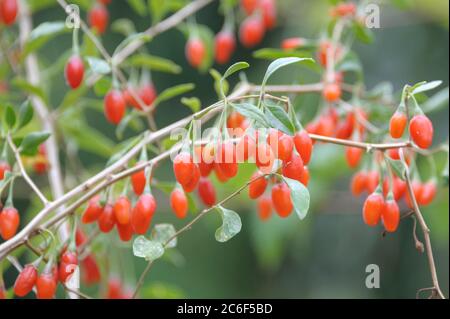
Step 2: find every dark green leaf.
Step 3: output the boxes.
[153,83,195,107]
[128,53,182,74]
[264,101,295,135]
[20,132,51,155]
[231,103,269,128]
[262,57,313,88]
[3,105,16,129]
[17,101,34,129]
[181,97,201,113]
[386,157,406,180]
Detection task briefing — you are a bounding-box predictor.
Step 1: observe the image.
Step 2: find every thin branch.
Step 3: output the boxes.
[7,135,49,206]
[63,284,93,299]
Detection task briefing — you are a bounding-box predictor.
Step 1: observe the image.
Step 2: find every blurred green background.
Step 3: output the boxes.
[4,0,449,298]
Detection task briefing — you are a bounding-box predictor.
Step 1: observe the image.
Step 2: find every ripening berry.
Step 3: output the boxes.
[123,86,139,109]
[0,207,20,240]
[59,250,78,283]
[257,196,272,221]
[330,2,357,17]
[75,228,87,247]
[274,133,294,161]
[88,4,109,34]
[81,254,101,285]
[300,166,310,186]
[240,0,259,14]
[0,0,18,25]
[249,171,268,199]
[227,111,245,129]
[131,164,146,196]
[389,111,407,139]
[409,114,433,149]
[104,90,126,125]
[271,183,293,218]
[98,204,115,233]
[36,272,57,299]
[113,196,131,225]
[350,171,367,196]
[170,188,188,219]
[14,264,38,297]
[260,0,277,29]
[195,146,214,177]
[216,142,238,179]
[382,176,406,201]
[345,146,363,168]
[214,163,230,183]
[316,115,336,137]
[139,83,157,109]
[131,194,156,235]
[198,177,216,207]
[317,41,342,67]
[282,153,304,182]
[181,164,200,193]
[294,130,313,165]
[64,55,84,90]
[281,37,304,50]
[81,195,103,224]
[336,112,355,140]
[382,199,400,233]
[236,133,256,162]
[215,30,236,64]
[0,160,11,180]
[239,15,265,48]
[366,171,379,194]
[173,152,196,186]
[418,181,437,206]
[255,143,275,174]
[323,83,342,102]
[116,221,134,242]
[186,37,206,68]
[362,193,384,226]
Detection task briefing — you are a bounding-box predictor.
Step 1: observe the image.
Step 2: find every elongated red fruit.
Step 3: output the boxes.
[257,195,272,221]
[104,90,126,125]
[294,130,313,165]
[113,196,131,225]
[173,152,196,186]
[282,153,304,182]
[382,199,400,233]
[248,171,268,199]
[0,0,18,25]
[0,207,20,240]
[186,37,206,68]
[409,114,433,149]
[239,15,265,48]
[389,111,407,139]
[65,55,84,89]
[14,264,38,297]
[198,177,216,207]
[98,204,115,233]
[131,164,146,196]
[81,195,103,224]
[131,194,156,234]
[88,4,109,34]
[271,183,293,218]
[215,30,236,64]
[36,272,57,299]
[170,188,188,219]
[362,193,384,226]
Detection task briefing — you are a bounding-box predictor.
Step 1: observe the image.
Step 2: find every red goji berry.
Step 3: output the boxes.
[173,152,196,186]
[170,188,188,219]
[98,203,115,233]
[113,196,131,225]
[0,207,20,240]
[131,164,146,196]
[81,195,103,224]
[198,177,216,207]
[88,4,109,34]
[215,30,236,64]
[239,15,265,48]
[0,0,18,25]
[362,193,384,227]
[36,271,57,299]
[293,130,313,165]
[257,195,272,221]
[248,171,268,199]
[186,37,206,68]
[409,114,433,149]
[282,153,304,182]
[382,199,400,233]
[350,171,368,196]
[104,89,126,125]
[389,111,407,139]
[271,183,293,218]
[131,194,156,235]
[65,55,84,89]
[14,264,37,297]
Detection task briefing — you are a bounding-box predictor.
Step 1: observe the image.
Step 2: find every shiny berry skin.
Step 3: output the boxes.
[98,203,115,233]
[323,83,342,102]
[173,152,196,186]
[88,4,109,34]
[186,37,206,68]
[217,142,238,179]
[116,221,134,242]
[170,188,188,219]
[214,163,230,183]
[409,114,433,149]
[104,90,126,125]
[0,0,18,25]
[139,83,157,109]
[274,133,294,161]
[294,130,313,165]
[282,153,304,182]
[81,195,103,224]
[198,177,216,207]
[81,254,101,285]
[114,196,131,225]
[362,193,384,226]
[345,146,363,168]
[131,164,146,196]
[14,264,37,297]
[239,15,265,48]
[36,272,57,299]
[257,195,272,221]
[350,171,367,196]
[59,250,78,283]
[418,181,437,206]
[248,171,268,199]
[271,183,293,218]
[195,145,215,177]
[0,160,11,180]
[215,30,236,64]
[300,166,310,187]
[260,0,276,29]
[0,207,20,240]
[382,199,400,233]
[241,0,258,14]
[65,55,84,89]
[131,194,156,235]
[227,111,245,129]
[182,164,201,193]
[255,143,275,174]
[389,111,407,139]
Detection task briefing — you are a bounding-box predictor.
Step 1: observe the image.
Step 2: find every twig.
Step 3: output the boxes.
[7,135,49,206]
[63,284,93,299]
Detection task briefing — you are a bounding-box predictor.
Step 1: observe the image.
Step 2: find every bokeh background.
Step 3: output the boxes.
[4,0,449,298]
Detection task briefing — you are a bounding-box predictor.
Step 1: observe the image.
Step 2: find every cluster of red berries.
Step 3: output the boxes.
[390,110,434,149]
[88,0,110,35]
[185,0,277,68]
[0,0,18,26]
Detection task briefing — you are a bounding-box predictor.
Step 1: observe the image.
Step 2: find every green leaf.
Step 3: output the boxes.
[421,87,449,114]
[283,177,310,220]
[111,18,137,36]
[128,53,182,74]
[153,83,195,107]
[23,21,67,58]
[148,0,166,23]
[127,0,148,16]
[181,97,201,113]
[264,101,295,135]
[86,57,111,75]
[210,69,229,97]
[20,132,51,156]
[114,33,152,56]
[133,236,165,261]
[93,77,112,97]
[386,157,406,180]
[262,57,313,88]
[151,224,177,248]
[336,51,362,75]
[11,78,48,104]
[215,206,242,243]
[115,111,142,140]
[3,105,16,129]
[17,101,34,130]
[253,48,312,60]
[411,81,442,95]
[353,21,374,44]
[222,62,249,81]
[230,103,269,128]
